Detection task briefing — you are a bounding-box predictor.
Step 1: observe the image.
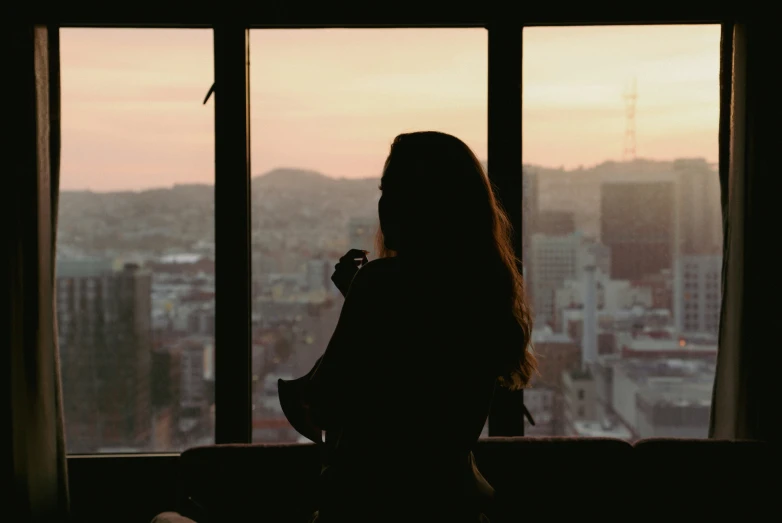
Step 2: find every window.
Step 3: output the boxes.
[55,21,725,451]
[522,25,721,440]
[59,29,215,453]
[248,29,487,442]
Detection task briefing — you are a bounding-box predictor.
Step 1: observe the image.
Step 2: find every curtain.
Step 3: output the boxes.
[710,22,777,442]
[49,23,70,516]
[6,24,70,520]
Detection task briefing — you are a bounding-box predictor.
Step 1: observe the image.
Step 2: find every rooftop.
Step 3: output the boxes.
[623,338,717,353]
[571,420,633,439]
[616,358,716,385]
[532,326,573,344]
[637,381,713,408]
[57,257,113,278]
[159,253,206,264]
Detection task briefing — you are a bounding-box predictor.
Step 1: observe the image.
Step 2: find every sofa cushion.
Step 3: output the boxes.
[474,437,634,522]
[174,438,779,522]
[179,443,321,523]
[634,438,776,520]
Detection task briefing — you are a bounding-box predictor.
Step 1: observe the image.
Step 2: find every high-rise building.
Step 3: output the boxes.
[529,328,581,436]
[601,181,676,281]
[522,168,539,303]
[678,254,722,335]
[530,232,580,326]
[179,338,210,411]
[175,336,214,444]
[674,159,722,255]
[57,259,152,452]
[151,345,182,450]
[536,210,575,236]
[581,258,598,368]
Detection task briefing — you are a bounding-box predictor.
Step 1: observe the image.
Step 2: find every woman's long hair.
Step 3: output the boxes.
[374,132,536,389]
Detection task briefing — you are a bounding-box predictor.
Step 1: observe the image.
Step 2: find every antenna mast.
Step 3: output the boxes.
[623,77,637,161]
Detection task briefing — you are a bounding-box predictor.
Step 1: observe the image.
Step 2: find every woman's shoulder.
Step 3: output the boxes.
[348,257,400,294]
[361,256,400,273]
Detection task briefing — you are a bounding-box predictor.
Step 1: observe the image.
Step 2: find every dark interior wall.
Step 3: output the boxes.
[68,455,179,523]
[31,4,739,27]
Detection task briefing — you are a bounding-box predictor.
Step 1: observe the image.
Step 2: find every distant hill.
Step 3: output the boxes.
[57,159,717,259]
[253,168,335,186]
[251,168,379,194]
[58,168,380,258]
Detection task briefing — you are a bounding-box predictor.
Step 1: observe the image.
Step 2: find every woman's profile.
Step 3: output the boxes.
[279,131,536,523]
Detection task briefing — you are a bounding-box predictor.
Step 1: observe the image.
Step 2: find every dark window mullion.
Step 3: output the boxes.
[487,23,525,437]
[214,24,252,444]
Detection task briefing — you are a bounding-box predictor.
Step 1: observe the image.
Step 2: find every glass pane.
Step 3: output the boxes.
[59,29,215,453]
[249,29,487,442]
[522,25,721,439]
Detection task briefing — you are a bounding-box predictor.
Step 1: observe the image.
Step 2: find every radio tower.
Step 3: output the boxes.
[623,77,637,161]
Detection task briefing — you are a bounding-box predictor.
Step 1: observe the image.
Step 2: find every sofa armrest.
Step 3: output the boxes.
[151,511,198,523]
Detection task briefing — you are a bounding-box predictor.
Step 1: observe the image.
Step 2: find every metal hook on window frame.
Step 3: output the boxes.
[203,83,215,105]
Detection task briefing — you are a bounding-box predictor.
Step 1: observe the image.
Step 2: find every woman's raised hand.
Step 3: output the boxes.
[331,248,369,297]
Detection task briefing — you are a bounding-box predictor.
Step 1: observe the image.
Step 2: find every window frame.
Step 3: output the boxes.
[54,14,726,453]
[213,24,252,444]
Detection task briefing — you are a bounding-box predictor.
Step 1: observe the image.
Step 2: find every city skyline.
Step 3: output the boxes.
[60,25,719,192]
[56,156,722,449]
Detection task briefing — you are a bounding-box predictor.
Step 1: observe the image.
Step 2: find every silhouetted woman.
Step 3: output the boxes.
[279,131,536,523]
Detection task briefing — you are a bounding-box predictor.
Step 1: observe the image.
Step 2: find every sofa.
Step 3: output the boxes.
[153,437,775,522]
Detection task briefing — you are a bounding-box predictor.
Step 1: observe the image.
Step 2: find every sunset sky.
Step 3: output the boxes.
[60,25,720,192]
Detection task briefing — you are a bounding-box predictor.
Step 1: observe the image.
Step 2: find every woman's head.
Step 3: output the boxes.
[376,131,536,389]
[377,132,494,255]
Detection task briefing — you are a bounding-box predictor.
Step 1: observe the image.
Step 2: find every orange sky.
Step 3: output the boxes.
[60,26,719,191]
